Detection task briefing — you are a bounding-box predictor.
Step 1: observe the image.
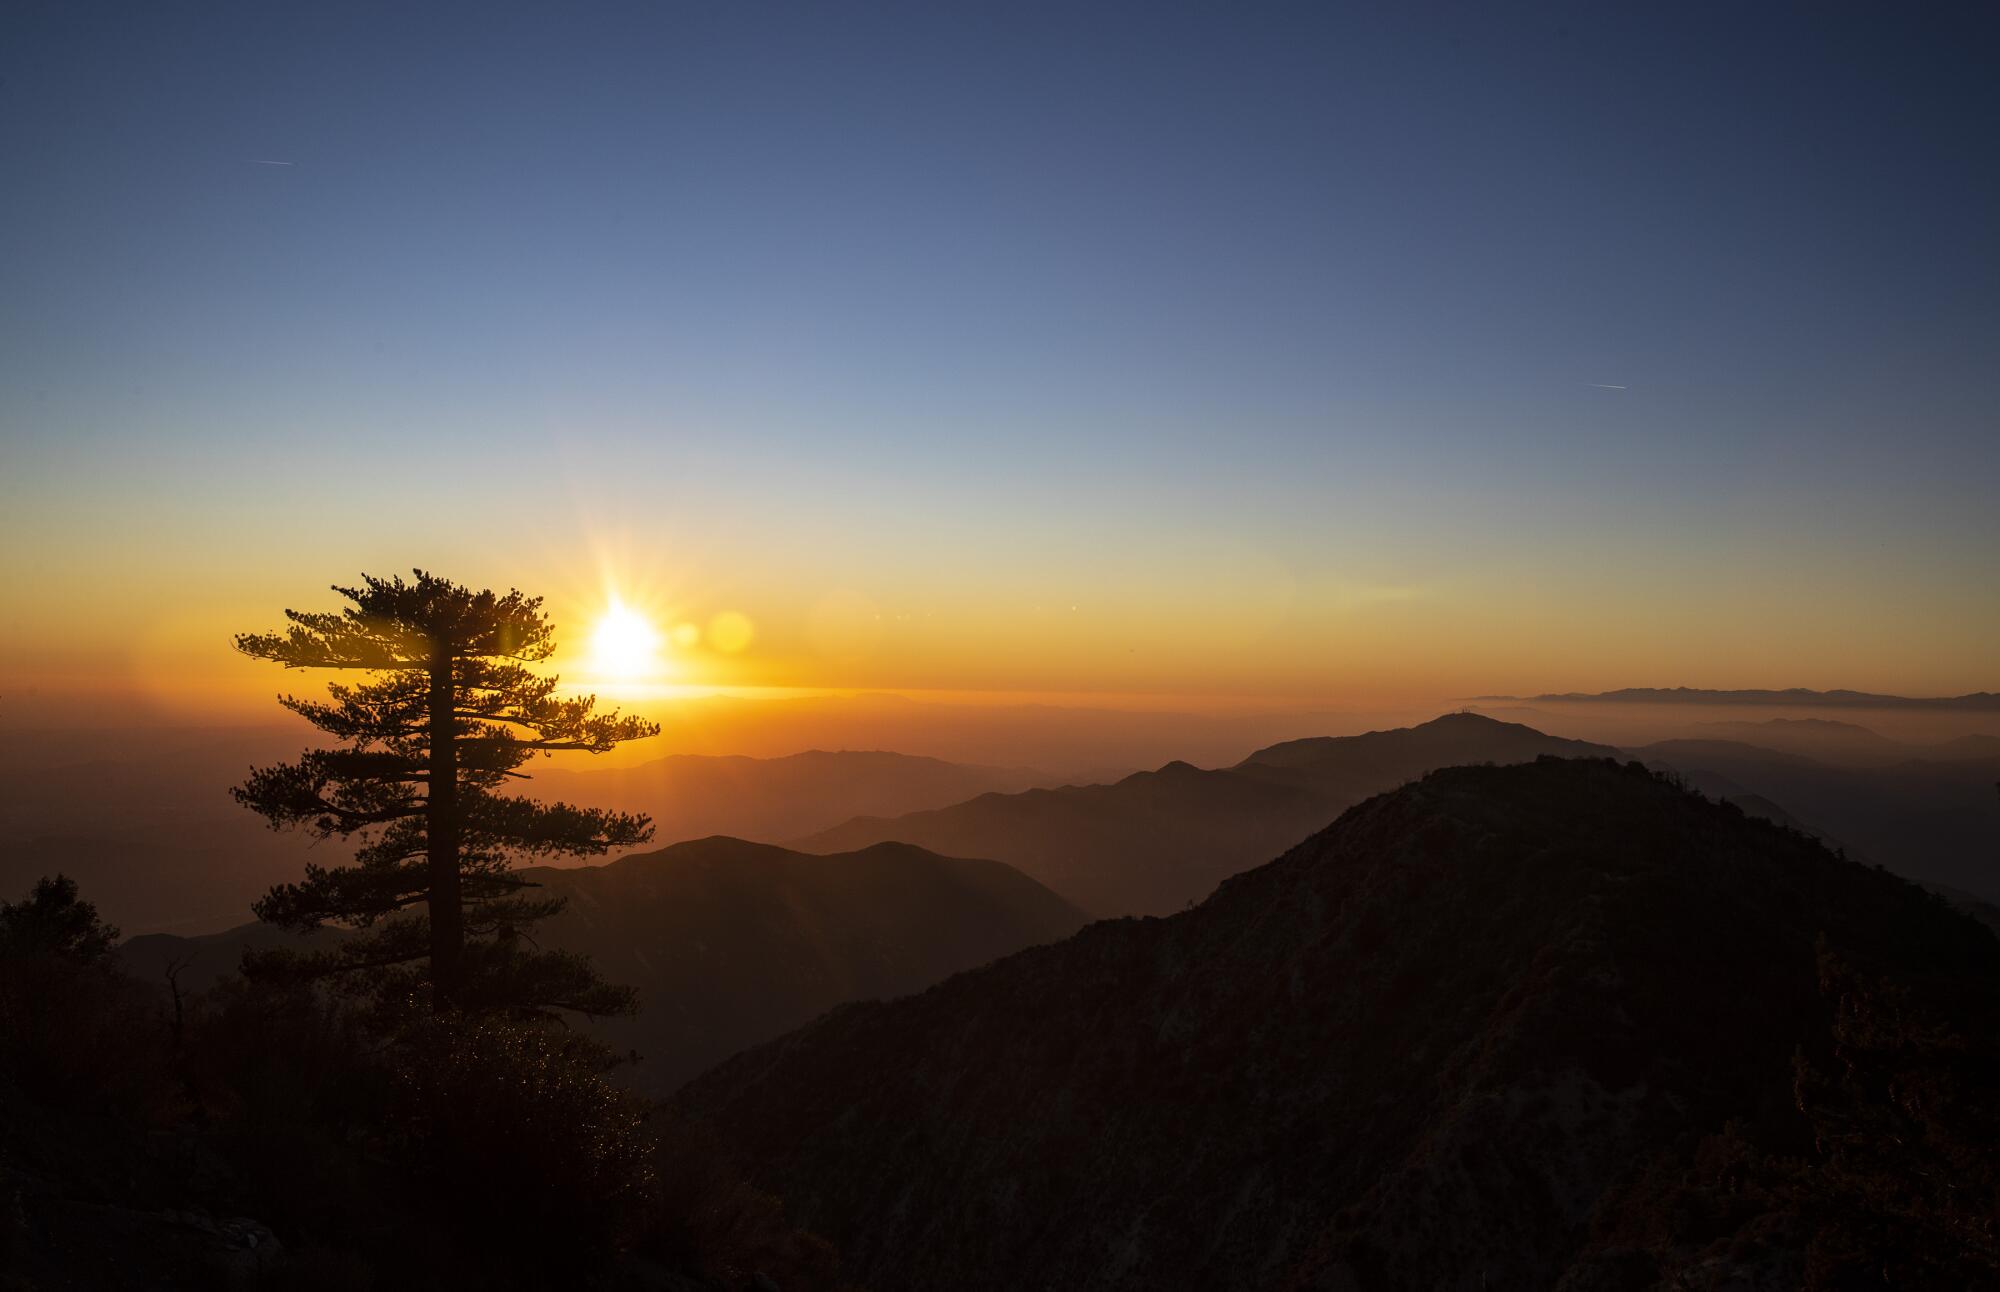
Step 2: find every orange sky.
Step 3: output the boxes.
[4,523,1994,738]
[6,2,1999,747]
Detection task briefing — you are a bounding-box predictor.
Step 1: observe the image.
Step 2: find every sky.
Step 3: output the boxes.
[3,0,1997,729]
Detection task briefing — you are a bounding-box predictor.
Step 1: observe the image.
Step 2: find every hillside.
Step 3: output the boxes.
[1634,738,2000,901]
[794,713,1613,915]
[1,742,1050,937]
[122,837,1086,1092]
[678,758,2000,1290]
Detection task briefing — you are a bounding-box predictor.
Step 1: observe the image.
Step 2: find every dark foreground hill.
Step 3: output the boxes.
[680,758,2000,1291]
[123,837,1086,1092]
[795,712,1613,915]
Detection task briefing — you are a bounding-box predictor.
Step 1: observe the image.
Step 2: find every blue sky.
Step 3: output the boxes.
[3,1,1996,708]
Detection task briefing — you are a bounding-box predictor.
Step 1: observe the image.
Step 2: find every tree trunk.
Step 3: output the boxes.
[426,649,462,1012]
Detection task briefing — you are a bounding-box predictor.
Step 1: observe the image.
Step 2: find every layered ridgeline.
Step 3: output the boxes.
[1685,717,2000,766]
[795,713,1614,915]
[1490,686,2000,711]
[1633,736,2000,901]
[122,838,1085,1091]
[520,748,1056,845]
[679,758,2000,1290]
[2,744,1053,937]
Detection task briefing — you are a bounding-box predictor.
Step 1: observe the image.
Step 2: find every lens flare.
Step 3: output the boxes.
[708,610,755,654]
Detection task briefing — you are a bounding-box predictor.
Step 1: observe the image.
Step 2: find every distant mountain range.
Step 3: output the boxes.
[120,837,1085,1091]
[520,748,1056,843]
[1474,686,2000,710]
[1,746,1063,935]
[1631,736,2000,901]
[1685,716,2000,766]
[47,703,2000,946]
[794,713,1614,915]
[678,758,2000,1290]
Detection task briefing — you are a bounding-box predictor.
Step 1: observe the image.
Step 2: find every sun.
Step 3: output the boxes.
[589,602,662,680]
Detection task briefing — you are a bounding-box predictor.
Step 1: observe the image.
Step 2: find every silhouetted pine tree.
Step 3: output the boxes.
[233,570,659,1016]
[0,874,119,962]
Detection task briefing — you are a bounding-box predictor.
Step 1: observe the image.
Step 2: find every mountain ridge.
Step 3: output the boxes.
[679,757,2000,1290]
[3,746,1060,936]
[794,712,1616,915]
[121,836,1086,1092]
[1470,686,2000,710]
[1630,737,2000,901]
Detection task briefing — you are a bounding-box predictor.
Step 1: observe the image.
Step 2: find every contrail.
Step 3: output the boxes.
[248,159,296,167]
[1589,383,1628,390]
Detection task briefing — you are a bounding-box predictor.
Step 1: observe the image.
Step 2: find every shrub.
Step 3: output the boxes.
[0,875,167,1113]
[385,1017,656,1282]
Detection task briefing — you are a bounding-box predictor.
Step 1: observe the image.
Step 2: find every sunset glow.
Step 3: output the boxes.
[588,602,664,682]
[0,4,1992,734]
[4,9,1998,1281]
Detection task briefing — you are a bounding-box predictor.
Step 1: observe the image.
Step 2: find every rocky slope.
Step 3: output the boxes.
[794,713,1613,916]
[680,758,2000,1290]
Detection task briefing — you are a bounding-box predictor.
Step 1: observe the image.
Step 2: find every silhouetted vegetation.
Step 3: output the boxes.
[1,577,873,1287]
[13,733,1999,1289]
[0,875,119,962]
[119,837,1086,1095]
[0,874,161,1112]
[233,570,659,1017]
[0,875,856,1291]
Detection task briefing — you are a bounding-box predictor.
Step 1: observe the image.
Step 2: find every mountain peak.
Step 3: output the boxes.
[798,715,1616,916]
[679,756,2000,1290]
